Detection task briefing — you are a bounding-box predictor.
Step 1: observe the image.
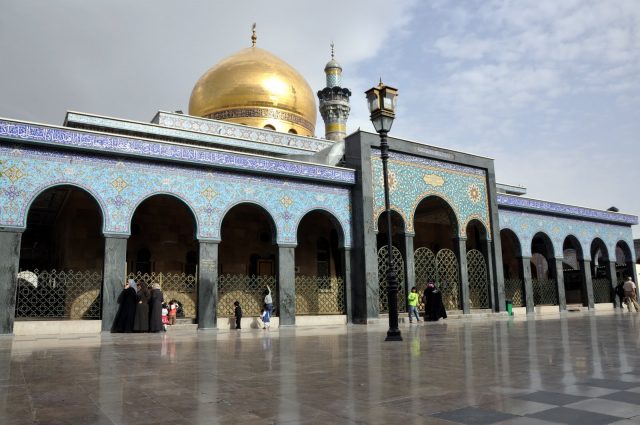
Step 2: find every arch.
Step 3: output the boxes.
[410,194,460,237]
[373,206,408,233]
[466,219,489,252]
[563,234,584,261]
[562,235,586,305]
[590,237,612,303]
[500,228,522,259]
[591,237,609,265]
[21,182,106,232]
[615,240,634,282]
[500,228,525,307]
[219,200,279,244]
[531,232,558,305]
[128,191,199,237]
[294,208,347,248]
[532,232,555,259]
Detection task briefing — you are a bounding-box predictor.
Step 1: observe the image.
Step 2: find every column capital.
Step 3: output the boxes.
[0,227,24,234]
[103,233,129,240]
[277,243,297,249]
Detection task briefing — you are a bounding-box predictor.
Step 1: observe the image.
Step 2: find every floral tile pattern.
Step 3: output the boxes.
[499,209,634,259]
[0,146,352,247]
[371,151,491,238]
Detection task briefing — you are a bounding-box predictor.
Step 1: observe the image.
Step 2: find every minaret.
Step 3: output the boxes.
[317,43,351,141]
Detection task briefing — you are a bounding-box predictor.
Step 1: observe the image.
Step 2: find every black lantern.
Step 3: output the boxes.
[366,81,402,341]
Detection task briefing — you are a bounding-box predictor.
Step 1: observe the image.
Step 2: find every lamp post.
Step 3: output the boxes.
[366,81,402,341]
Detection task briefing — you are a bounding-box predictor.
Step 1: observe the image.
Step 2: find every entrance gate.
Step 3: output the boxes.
[377,245,406,313]
[466,249,490,309]
[414,248,461,311]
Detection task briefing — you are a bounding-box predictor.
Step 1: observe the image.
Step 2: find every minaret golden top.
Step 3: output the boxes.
[251,23,257,47]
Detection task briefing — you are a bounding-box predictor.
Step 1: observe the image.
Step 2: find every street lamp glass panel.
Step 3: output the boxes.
[366,89,381,113]
[382,88,398,113]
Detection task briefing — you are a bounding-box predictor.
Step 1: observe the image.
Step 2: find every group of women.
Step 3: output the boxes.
[111,279,164,333]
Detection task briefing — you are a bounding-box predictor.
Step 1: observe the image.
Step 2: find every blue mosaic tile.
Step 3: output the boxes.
[0,119,355,185]
[155,112,334,152]
[371,151,491,238]
[0,145,352,247]
[499,209,634,259]
[66,112,317,156]
[498,194,637,225]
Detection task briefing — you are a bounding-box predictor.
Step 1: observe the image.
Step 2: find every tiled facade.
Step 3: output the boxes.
[0,145,352,247]
[499,208,635,259]
[371,151,491,238]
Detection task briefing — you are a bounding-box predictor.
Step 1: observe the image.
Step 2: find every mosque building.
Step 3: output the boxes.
[0,28,636,334]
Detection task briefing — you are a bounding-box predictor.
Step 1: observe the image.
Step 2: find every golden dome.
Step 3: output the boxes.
[188,46,317,136]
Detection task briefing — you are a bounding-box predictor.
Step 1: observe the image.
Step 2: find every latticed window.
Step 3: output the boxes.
[377,245,406,313]
[16,269,102,320]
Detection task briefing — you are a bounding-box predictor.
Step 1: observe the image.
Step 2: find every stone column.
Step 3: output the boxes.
[607,261,620,308]
[278,245,296,326]
[404,234,415,301]
[455,238,470,314]
[342,248,353,322]
[521,257,534,314]
[580,259,594,309]
[484,239,498,311]
[0,230,22,335]
[554,258,567,312]
[198,241,219,330]
[102,236,127,332]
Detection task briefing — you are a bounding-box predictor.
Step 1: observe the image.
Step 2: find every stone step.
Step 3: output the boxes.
[165,323,198,332]
[174,318,195,325]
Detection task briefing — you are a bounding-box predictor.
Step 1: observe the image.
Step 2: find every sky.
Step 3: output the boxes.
[1,0,639,235]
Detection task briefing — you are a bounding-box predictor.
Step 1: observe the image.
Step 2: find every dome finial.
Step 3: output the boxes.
[330,41,335,59]
[251,23,257,47]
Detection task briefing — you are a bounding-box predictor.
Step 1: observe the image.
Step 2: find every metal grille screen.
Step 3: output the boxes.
[532,278,558,305]
[436,249,461,310]
[378,245,406,313]
[504,278,524,307]
[128,272,197,318]
[16,269,102,320]
[415,247,461,310]
[218,275,277,317]
[295,276,345,314]
[414,247,436,296]
[467,249,490,309]
[592,278,612,303]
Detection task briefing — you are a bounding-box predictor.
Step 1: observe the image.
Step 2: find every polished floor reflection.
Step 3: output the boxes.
[1,312,640,424]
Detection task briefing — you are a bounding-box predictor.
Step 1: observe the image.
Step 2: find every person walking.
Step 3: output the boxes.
[133,281,150,332]
[149,283,164,332]
[615,281,626,308]
[623,276,640,312]
[264,285,273,321]
[111,279,137,333]
[234,300,242,330]
[423,282,447,322]
[407,287,421,324]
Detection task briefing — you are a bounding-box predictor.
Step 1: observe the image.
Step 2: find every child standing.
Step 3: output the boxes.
[168,300,178,325]
[260,303,270,330]
[161,304,169,331]
[407,286,421,324]
[234,300,242,330]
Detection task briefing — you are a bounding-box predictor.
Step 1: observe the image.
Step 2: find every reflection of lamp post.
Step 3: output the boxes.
[366,81,402,341]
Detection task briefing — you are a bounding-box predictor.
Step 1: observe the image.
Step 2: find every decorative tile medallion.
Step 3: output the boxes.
[371,151,491,238]
[0,145,352,247]
[499,209,634,259]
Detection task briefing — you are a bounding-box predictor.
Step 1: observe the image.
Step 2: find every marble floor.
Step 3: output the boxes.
[1,312,640,425]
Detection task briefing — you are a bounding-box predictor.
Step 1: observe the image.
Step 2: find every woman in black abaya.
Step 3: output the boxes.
[423,282,447,322]
[149,283,164,332]
[111,279,138,333]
